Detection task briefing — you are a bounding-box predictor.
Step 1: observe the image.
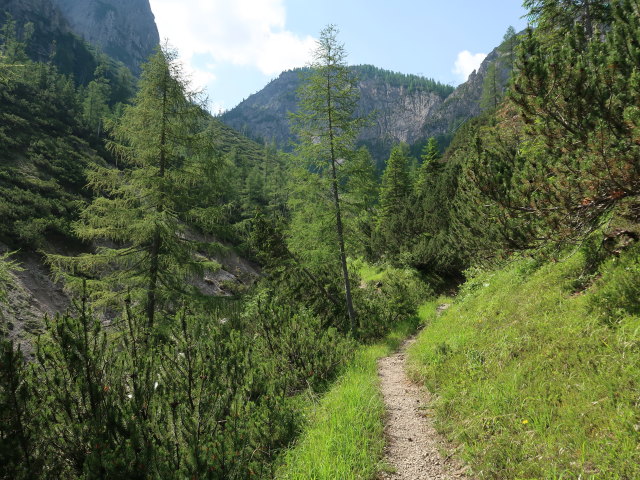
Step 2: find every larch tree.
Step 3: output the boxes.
[50,45,220,330]
[290,25,364,333]
[81,65,111,137]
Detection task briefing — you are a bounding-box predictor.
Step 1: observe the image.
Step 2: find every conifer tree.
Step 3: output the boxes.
[50,46,220,329]
[416,137,440,192]
[523,0,611,39]
[500,26,518,68]
[81,66,111,137]
[343,147,379,259]
[290,25,364,332]
[480,63,501,111]
[376,143,413,258]
[512,0,639,240]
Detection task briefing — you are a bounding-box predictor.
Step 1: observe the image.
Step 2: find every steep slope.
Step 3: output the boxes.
[0,0,159,75]
[49,0,159,75]
[407,242,640,478]
[0,0,100,81]
[422,46,513,138]
[221,44,513,164]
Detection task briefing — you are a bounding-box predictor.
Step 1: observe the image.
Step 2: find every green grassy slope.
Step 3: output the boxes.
[407,245,640,479]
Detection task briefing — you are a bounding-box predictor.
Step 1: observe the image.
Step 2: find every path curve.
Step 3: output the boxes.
[377,336,470,479]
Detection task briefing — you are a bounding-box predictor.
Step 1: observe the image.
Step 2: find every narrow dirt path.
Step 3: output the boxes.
[377,335,470,479]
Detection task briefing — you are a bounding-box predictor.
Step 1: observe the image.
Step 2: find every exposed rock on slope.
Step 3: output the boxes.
[0,240,259,357]
[221,45,514,164]
[221,65,454,164]
[50,0,159,74]
[0,0,159,75]
[421,47,512,138]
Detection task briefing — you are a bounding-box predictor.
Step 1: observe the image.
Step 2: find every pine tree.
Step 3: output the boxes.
[376,143,413,258]
[290,25,364,333]
[480,63,501,111]
[512,0,640,240]
[50,46,220,329]
[523,0,612,39]
[416,138,440,193]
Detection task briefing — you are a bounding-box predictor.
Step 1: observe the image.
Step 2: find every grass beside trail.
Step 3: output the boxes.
[276,318,417,480]
[407,246,640,479]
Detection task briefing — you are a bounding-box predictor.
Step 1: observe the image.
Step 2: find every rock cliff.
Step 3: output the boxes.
[0,0,159,75]
[221,65,454,164]
[50,0,159,74]
[221,44,514,164]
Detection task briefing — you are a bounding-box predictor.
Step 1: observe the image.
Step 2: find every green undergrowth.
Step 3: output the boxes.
[407,244,640,479]
[276,317,418,479]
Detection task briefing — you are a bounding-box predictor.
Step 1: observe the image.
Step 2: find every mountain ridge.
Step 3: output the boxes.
[220,45,512,164]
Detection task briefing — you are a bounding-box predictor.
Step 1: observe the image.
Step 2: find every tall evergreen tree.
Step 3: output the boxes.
[376,143,413,258]
[480,63,501,111]
[50,46,220,329]
[81,66,111,137]
[290,25,364,333]
[416,137,441,193]
[500,26,518,70]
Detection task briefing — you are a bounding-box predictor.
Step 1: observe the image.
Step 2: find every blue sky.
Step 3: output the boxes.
[149,0,529,113]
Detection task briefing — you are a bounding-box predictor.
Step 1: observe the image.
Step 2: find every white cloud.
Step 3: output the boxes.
[452,50,487,82]
[149,0,315,86]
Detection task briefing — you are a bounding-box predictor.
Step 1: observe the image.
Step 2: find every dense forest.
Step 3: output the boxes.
[1,0,640,478]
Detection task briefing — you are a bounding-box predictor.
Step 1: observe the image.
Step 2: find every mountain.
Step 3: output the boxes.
[49,0,159,75]
[221,44,513,164]
[421,45,513,139]
[221,65,454,165]
[0,0,159,75]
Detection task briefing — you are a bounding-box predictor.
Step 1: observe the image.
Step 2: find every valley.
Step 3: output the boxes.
[1,1,639,479]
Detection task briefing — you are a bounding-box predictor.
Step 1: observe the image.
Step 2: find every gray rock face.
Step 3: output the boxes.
[221,66,453,163]
[0,0,68,54]
[0,0,159,74]
[49,0,159,74]
[221,45,513,164]
[422,47,512,138]
[358,79,444,146]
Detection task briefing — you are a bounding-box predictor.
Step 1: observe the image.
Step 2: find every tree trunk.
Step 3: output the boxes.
[146,63,169,330]
[326,71,357,333]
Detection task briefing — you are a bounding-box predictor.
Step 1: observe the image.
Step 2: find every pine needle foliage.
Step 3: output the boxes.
[376,143,413,258]
[49,46,222,329]
[511,0,640,241]
[290,25,366,333]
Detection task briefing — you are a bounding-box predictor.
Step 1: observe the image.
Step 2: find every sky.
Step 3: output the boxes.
[148,0,529,113]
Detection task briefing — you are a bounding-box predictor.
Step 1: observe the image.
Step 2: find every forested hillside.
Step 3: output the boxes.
[2,0,640,479]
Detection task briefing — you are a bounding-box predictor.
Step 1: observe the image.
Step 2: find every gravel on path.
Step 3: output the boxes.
[377,337,471,480]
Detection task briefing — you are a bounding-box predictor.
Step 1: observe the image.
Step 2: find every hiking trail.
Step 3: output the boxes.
[377,305,471,479]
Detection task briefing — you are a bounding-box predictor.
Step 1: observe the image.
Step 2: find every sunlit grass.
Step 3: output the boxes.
[407,249,640,479]
[276,318,418,479]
